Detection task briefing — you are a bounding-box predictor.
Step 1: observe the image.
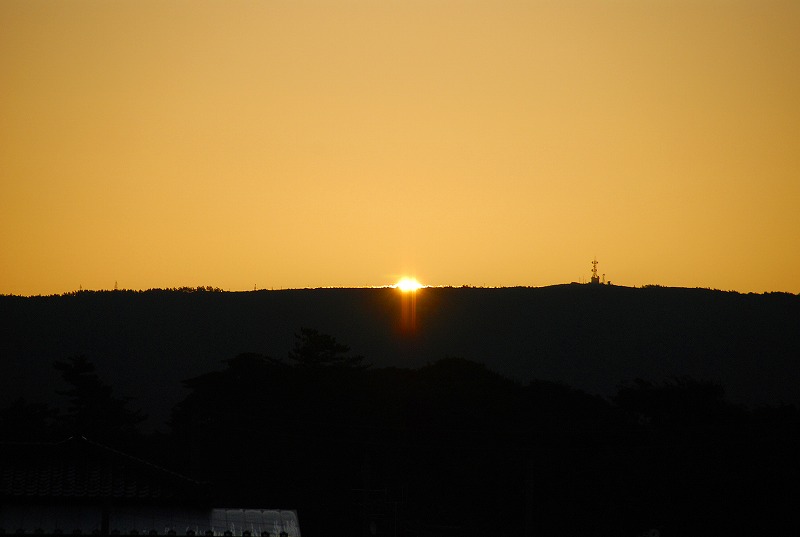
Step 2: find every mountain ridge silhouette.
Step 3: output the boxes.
[2,284,798,428]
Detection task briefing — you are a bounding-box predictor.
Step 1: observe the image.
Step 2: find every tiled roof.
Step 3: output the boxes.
[0,437,205,501]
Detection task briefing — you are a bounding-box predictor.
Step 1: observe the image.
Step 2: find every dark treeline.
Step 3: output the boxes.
[2,328,798,537]
[2,285,800,431]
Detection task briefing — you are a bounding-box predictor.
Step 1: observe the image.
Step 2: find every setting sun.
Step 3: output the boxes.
[395,278,423,292]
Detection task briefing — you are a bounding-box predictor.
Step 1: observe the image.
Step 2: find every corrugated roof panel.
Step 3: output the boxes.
[0,438,205,501]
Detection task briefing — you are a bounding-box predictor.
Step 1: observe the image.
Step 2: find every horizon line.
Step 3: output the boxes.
[3,282,797,298]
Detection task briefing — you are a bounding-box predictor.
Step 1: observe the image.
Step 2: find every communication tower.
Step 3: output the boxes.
[591,258,600,284]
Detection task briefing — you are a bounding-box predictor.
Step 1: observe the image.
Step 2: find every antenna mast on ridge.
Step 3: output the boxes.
[591,257,600,284]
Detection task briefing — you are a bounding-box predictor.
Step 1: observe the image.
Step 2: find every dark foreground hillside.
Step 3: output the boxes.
[1,284,799,427]
[2,349,799,537]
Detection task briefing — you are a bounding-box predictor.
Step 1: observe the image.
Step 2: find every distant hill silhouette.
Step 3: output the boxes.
[1,284,798,428]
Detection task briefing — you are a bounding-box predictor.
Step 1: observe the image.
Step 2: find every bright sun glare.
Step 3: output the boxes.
[395,277,423,292]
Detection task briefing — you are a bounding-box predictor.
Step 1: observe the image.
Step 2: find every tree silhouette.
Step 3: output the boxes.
[613,376,737,428]
[0,397,59,441]
[287,327,368,369]
[53,355,146,441]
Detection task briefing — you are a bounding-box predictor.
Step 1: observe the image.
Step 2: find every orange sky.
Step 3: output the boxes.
[2,0,799,295]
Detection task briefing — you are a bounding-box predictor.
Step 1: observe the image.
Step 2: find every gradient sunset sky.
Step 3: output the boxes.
[2,0,798,295]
